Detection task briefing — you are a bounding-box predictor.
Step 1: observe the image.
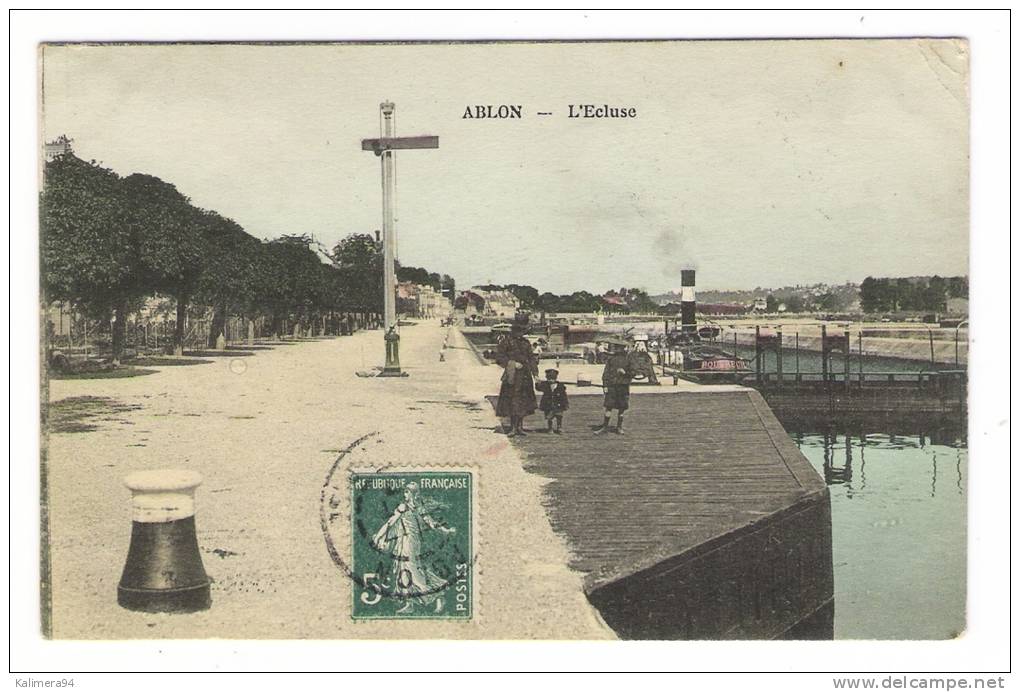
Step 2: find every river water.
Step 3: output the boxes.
[790,427,967,639]
[744,343,968,639]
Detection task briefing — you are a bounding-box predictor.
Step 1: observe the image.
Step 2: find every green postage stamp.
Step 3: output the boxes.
[350,471,473,620]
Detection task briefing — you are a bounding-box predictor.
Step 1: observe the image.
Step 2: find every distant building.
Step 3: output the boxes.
[397,281,418,316]
[416,284,449,319]
[484,289,520,318]
[44,135,73,160]
[751,297,768,313]
[458,287,519,318]
[601,294,628,313]
[455,291,486,316]
[397,282,450,319]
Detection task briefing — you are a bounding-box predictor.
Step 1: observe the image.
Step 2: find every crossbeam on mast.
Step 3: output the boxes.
[361,135,440,154]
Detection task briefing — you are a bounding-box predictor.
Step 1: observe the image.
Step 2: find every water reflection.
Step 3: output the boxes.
[793,427,966,498]
[789,424,967,639]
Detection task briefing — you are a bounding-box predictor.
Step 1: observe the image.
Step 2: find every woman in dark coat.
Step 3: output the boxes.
[494,323,538,436]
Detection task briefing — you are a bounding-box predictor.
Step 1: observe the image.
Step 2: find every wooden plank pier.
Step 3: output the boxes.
[501,388,834,640]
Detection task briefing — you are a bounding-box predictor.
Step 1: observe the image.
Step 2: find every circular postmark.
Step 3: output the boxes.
[320,434,473,617]
[319,433,375,585]
[229,358,247,375]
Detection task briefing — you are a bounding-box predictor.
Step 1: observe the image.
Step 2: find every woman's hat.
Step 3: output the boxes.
[544,368,559,377]
[598,336,631,347]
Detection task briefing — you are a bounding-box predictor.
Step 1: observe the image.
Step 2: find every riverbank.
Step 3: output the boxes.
[519,317,969,366]
[726,330,968,367]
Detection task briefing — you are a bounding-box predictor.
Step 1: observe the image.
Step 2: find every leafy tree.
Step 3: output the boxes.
[923,276,948,313]
[816,292,840,312]
[860,275,964,314]
[504,284,540,310]
[315,262,349,332]
[946,276,968,299]
[893,278,913,311]
[255,235,326,337]
[563,290,601,312]
[396,264,438,288]
[193,211,262,346]
[439,274,456,302]
[332,233,383,312]
[123,173,207,355]
[40,154,144,364]
[784,295,806,313]
[536,292,561,312]
[624,288,658,313]
[860,277,895,313]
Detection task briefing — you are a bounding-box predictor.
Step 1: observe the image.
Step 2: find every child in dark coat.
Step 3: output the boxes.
[535,368,569,434]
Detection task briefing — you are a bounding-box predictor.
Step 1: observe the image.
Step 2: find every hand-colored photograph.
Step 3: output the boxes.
[38,38,969,642]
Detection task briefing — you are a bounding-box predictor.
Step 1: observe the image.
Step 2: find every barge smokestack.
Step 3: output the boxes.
[680,269,697,333]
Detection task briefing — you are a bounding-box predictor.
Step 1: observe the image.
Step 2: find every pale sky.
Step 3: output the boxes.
[41,40,969,293]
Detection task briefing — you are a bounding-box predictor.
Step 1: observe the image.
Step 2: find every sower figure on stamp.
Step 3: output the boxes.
[371,482,456,614]
[535,368,569,434]
[494,317,538,437]
[595,336,634,435]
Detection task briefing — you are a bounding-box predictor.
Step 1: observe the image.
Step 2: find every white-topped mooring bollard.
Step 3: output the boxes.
[118,469,211,613]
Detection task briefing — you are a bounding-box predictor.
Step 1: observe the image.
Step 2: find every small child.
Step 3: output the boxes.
[535,368,569,434]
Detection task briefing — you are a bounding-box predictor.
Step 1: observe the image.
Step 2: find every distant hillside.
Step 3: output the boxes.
[652,283,860,312]
[653,277,966,315]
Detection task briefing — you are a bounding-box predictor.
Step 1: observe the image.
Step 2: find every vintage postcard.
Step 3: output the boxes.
[37,38,970,642]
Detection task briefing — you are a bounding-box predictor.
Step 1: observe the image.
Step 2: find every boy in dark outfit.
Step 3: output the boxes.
[595,337,633,435]
[535,368,569,434]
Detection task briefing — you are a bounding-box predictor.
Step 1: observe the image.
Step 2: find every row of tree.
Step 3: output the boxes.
[41,152,453,363]
[396,264,455,295]
[764,291,844,314]
[859,276,968,314]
